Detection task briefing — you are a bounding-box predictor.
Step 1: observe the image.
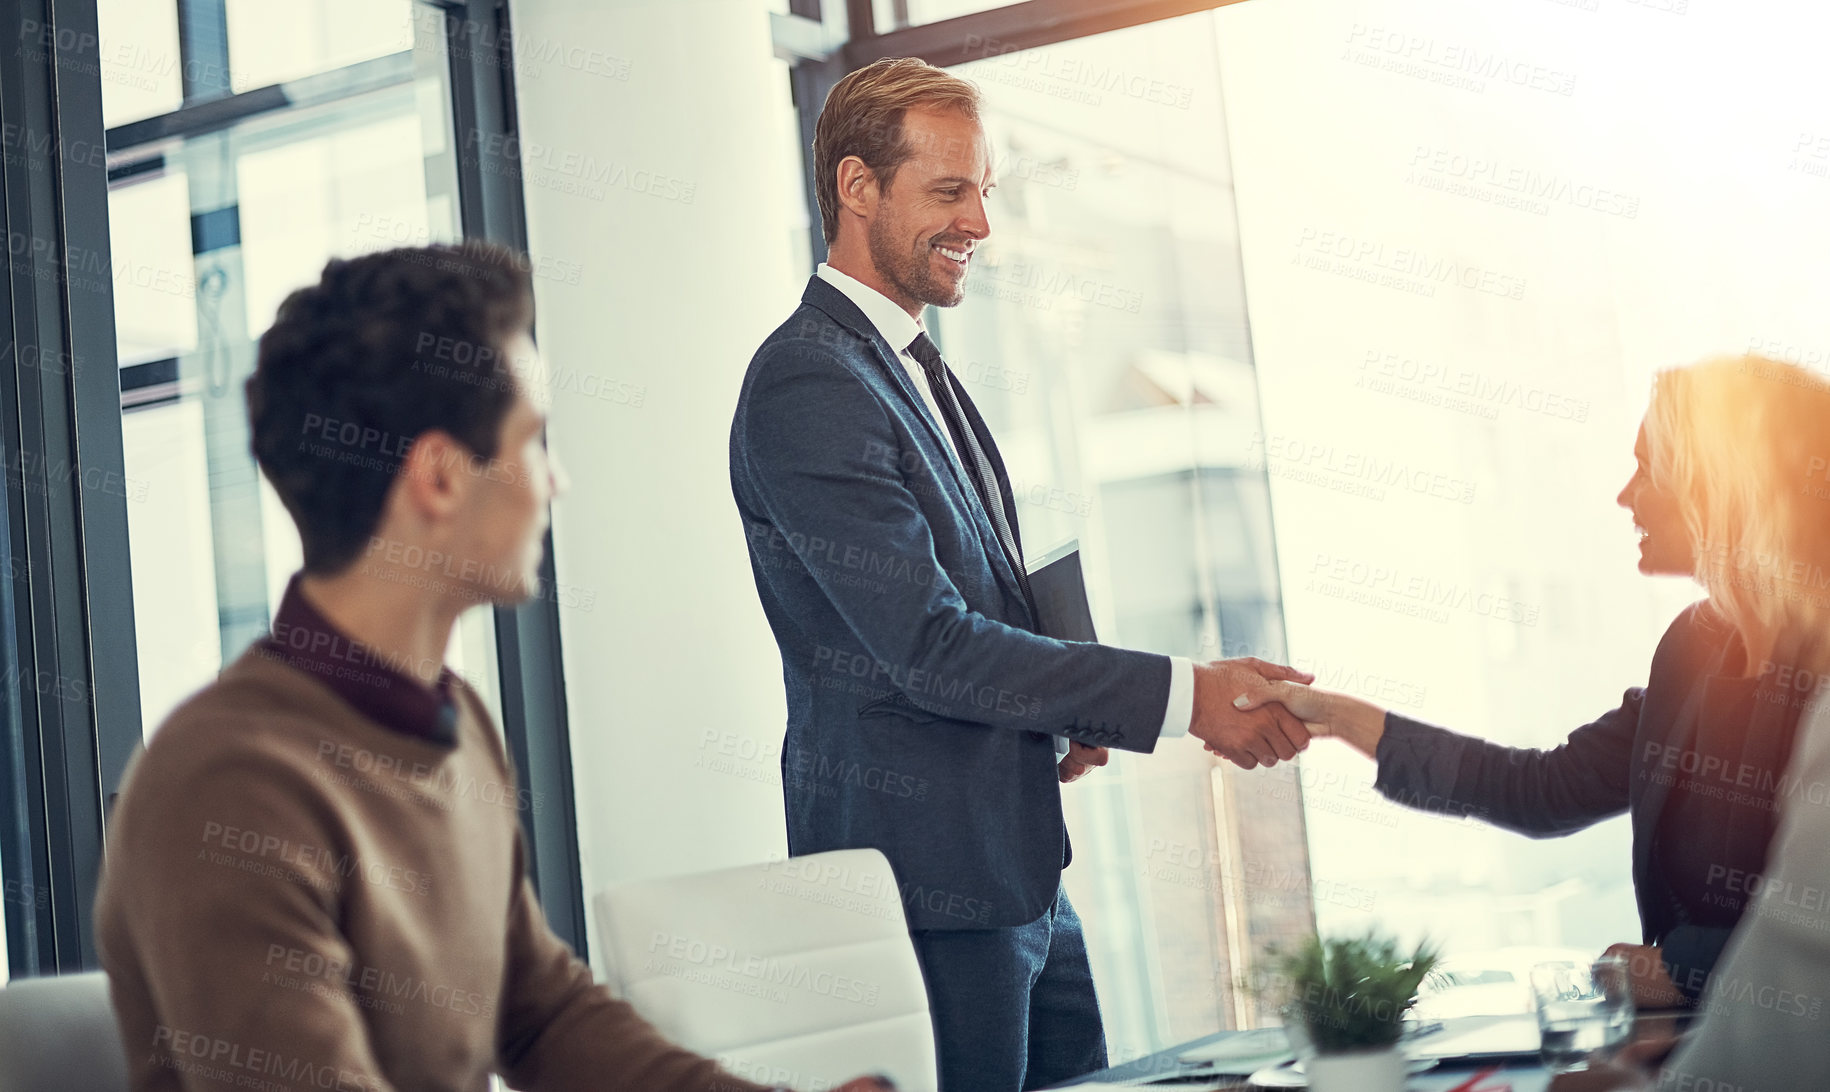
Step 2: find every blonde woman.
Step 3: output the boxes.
[1560,362,1830,1090]
[1236,357,1829,1010]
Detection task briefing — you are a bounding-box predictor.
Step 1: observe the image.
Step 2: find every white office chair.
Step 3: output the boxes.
[592,848,937,1092]
[0,970,129,1092]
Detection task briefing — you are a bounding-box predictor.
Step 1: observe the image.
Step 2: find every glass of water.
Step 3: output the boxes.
[1532,956,1636,1073]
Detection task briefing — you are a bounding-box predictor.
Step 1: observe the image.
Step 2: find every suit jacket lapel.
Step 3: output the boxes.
[1633,683,1702,883]
[1734,632,1808,874]
[948,371,1035,617]
[951,374,1024,558]
[1631,623,1740,909]
[801,278,959,477]
[800,277,1033,620]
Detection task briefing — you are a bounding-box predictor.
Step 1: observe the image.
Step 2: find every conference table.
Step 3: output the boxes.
[1054,1011,1692,1090]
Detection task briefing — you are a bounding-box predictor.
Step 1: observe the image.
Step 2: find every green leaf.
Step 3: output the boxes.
[1255,930,1440,1053]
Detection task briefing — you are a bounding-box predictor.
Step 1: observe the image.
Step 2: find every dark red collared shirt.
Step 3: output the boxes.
[254,574,460,747]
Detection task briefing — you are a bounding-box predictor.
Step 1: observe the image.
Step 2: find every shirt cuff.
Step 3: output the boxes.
[1158,656,1195,738]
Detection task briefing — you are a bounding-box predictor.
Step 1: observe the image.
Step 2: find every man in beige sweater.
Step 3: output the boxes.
[95,242,892,1092]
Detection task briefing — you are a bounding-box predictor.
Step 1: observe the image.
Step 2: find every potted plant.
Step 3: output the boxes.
[1266,931,1438,1092]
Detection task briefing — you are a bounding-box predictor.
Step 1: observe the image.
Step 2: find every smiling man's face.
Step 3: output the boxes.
[865,106,994,315]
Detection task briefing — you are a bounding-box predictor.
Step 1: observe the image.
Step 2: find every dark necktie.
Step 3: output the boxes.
[907,332,1034,608]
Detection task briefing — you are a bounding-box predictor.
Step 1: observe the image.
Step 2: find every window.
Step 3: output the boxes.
[96,0,183,127]
[223,0,414,91]
[929,12,1308,1057]
[1205,0,1829,1025]
[840,0,1830,1061]
[1206,0,1723,979]
[100,4,503,734]
[1,0,560,982]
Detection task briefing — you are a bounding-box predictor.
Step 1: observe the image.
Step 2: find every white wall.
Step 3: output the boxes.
[508,0,808,970]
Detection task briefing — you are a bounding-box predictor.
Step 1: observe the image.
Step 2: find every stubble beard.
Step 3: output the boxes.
[868,214,965,311]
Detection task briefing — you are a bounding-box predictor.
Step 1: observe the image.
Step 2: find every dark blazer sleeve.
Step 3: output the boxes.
[1660,924,1734,1003]
[734,341,1172,752]
[1371,688,1644,835]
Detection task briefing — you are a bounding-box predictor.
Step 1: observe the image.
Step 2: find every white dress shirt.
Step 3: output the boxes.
[814,263,1195,745]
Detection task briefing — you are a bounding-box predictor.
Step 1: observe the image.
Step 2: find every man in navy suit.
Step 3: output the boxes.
[729,57,1313,1092]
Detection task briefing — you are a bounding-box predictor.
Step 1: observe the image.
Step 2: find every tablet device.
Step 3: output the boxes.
[1026,539,1098,643]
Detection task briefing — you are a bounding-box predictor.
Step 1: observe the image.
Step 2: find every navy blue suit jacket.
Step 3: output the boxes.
[730,276,1173,930]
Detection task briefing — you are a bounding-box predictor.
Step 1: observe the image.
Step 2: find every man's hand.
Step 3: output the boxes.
[1189,658,1316,770]
[1546,1036,1677,1092]
[1059,741,1109,783]
[1602,943,1687,1009]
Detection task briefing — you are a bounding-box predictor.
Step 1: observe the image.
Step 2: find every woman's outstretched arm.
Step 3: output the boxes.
[1232,681,1644,836]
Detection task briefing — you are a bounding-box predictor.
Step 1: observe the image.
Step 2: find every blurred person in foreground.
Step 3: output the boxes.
[1236,357,1822,1010]
[1540,361,1830,1088]
[95,243,889,1092]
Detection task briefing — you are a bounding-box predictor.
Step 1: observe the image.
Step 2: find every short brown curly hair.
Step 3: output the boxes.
[813,57,981,246]
[246,241,535,575]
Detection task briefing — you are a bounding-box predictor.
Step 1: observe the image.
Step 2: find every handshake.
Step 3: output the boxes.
[1059,658,1388,780]
[1185,658,1386,770]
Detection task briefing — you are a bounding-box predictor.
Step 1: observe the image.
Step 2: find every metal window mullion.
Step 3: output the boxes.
[441,0,587,956]
[175,0,233,102]
[842,0,1241,68]
[53,0,140,866]
[0,0,138,975]
[0,244,63,976]
[5,0,96,974]
[846,0,875,38]
[104,52,417,161]
[790,58,846,269]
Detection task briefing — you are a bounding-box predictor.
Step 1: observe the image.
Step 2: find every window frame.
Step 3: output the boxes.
[0,0,141,977]
[2,0,584,979]
[843,0,1247,66]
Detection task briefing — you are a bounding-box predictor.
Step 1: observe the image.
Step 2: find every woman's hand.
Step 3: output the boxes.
[1602,943,1688,1009]
[1228,681,1389,758]
[1548,1060,1650,1092]
[1546,1036,1679,1092]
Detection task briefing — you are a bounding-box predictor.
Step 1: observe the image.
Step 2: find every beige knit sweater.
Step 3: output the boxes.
[96,647,772,1092]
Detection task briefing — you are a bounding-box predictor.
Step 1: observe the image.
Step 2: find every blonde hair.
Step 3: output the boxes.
[1646,356,1830,672]
[813,57,981,246]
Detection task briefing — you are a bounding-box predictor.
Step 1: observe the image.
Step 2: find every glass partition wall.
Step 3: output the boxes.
[781,0,1781,1063]
[928,14,1314,1056]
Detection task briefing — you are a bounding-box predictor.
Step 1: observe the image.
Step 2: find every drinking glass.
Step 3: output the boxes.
[1531,956,1636,1073]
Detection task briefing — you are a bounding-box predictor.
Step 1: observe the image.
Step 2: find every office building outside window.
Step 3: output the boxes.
[926,13,1312,1058]
[100,0,504,737]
